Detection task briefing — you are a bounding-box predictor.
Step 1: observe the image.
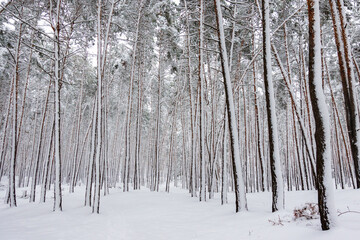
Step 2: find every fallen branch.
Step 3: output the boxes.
[338,207,360,216]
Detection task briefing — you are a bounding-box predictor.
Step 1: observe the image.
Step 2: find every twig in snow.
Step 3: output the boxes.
[338,207,360,216]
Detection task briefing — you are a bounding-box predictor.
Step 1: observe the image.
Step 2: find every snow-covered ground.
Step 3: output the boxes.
[0,182,360,240]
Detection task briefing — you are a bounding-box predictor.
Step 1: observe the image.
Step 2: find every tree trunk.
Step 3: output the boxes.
[221,109,228,204]
[198,0,206,202]
[262,0,284,212]
[307,0,335,230]
[214,0,247,212]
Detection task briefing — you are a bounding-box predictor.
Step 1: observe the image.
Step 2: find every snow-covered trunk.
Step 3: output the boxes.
[307,0,336,230]
[103,80,111,194]
[214,0,247,212]
[85,99,97,207]
[199,0,206,202]
[251,26,265,191]
[134,61,143,190]
[192,101,200,190]
[221,109,228,204]
[181,109,188,189]
[146,130,153,188]
[155,78,161,191]
[134,78,140,190]
[262,0,284,212]
[53,0,62,212]
[93,0,105,214]
[166,101,178,193]
[153,38,162,192]
[242,80,249,192]
[9,21,23,207]
[133,2,144,191]
[184,0,196,198]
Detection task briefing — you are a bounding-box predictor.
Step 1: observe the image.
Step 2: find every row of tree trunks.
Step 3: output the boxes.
[329,0,360,189]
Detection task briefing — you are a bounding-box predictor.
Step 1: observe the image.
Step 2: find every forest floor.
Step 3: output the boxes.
[0,181,360,240]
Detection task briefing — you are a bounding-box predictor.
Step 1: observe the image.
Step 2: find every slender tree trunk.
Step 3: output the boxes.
[184,0,197,197]
[134,59,144,190]
[198,0,206,202]
[221,109,228,204]
[85,99,97,207]
[9,20,23,207]
[262,0,284,212]
[152,32,163,192]
[52,0,63,212]
[0,86,13,180]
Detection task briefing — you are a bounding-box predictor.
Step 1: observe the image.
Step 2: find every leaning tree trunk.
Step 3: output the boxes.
[214,0,247,212]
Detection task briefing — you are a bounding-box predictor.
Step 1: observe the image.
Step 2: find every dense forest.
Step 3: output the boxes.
[0,0,359,232]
